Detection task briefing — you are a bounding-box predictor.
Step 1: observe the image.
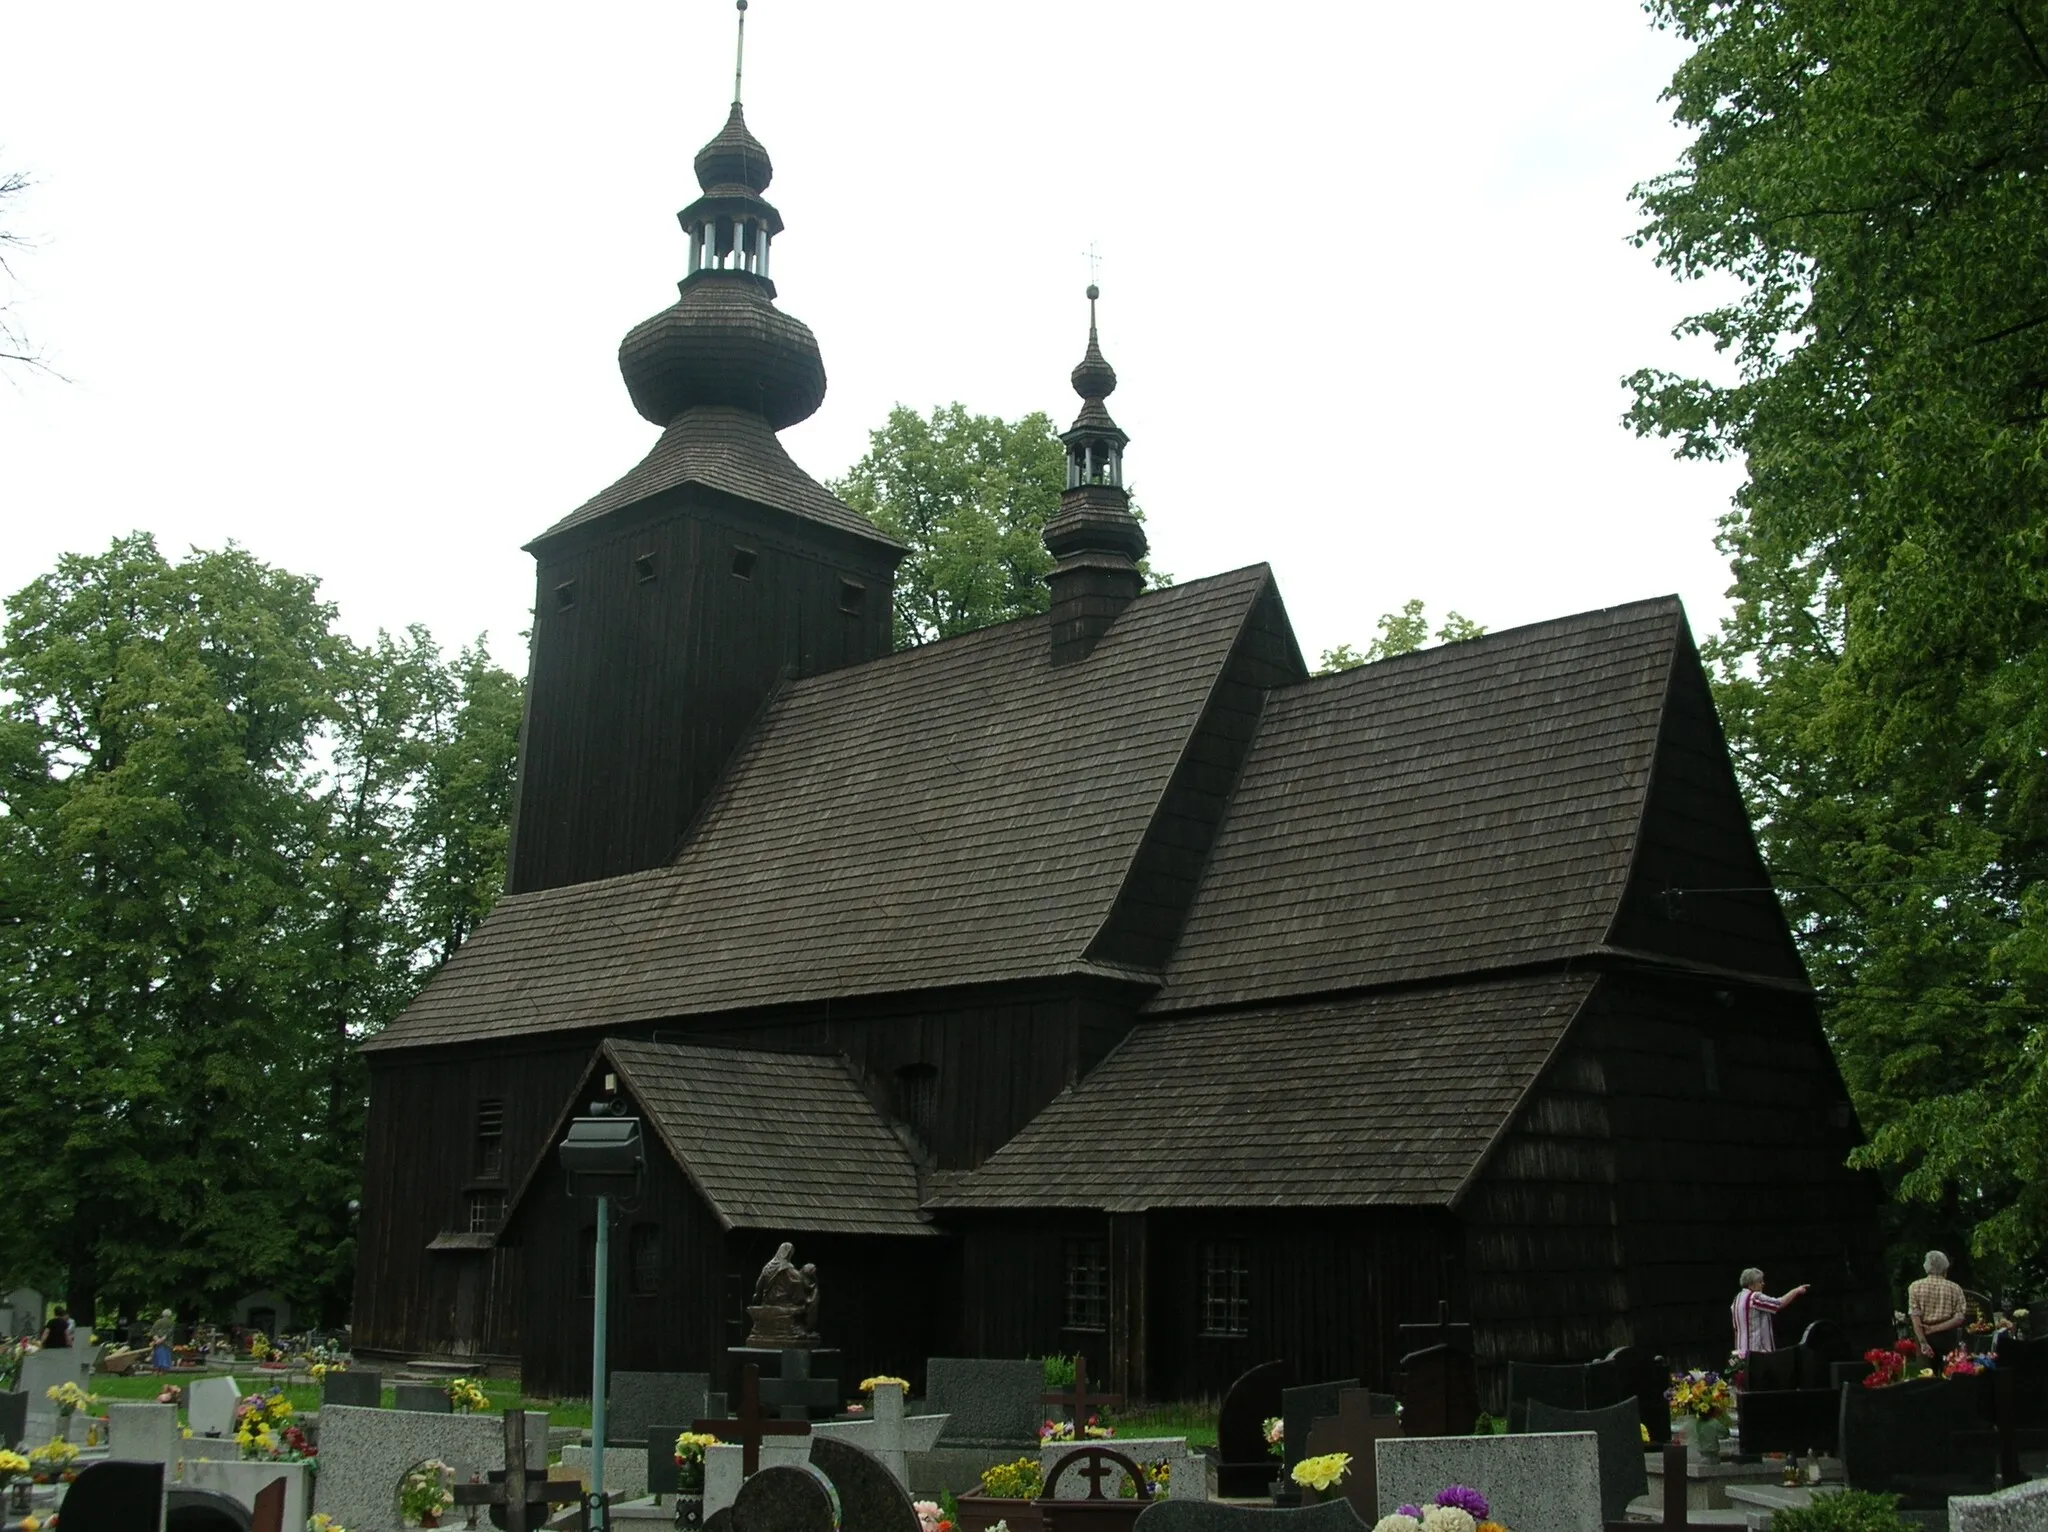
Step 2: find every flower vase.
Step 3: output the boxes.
[420,1515,441,1529]
[674,1492,704,1529]
[1689,1416,1728,1462]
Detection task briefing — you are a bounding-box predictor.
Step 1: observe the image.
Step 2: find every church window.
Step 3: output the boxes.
[634,553,657,583]
[1200,1242,1249,1335]
[629,1224,661,1295]
[465,1189,505,1235]
[894,1063,937,1145]
[1065,1238,1108,1330]
[838,578,865,615]
[474,1099,505,1178]
[576,1226,597,1296]
[732,547,758,579]
[555,580,577,612]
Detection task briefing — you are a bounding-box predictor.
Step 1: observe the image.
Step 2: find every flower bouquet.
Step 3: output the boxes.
[1293,1453,1351,1492]
[46,1381,99,1418]
[914,1499,956,1532]
[27,1438,79,1485]
[1039,1416,1112,1443]
[235,1390,316,1466]
[977,1459,1043,1499]
[1942,1347,1987,1379]
[1862,1339,1932,1388]
[157,1384,184,1406]
[1665,1371,1732,1421]
[400,1461,455,1527]
[1372,1485,1509,1532]
[673,1431,719,1492]
[444,1377,490,1414]
[1117,1460,1170,1499]
[1263,1416,1284,1458]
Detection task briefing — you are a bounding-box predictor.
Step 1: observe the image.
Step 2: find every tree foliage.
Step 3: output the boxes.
[1317,600,1484,675]
[832,403,1162,648]
[1628,0,2048,1275]
[0,534,521,1320]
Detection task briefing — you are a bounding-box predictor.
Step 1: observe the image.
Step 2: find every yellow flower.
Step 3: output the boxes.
[861,1375,911,1393]
[0,1449,31,1474]
[1290,1453,1351,1491]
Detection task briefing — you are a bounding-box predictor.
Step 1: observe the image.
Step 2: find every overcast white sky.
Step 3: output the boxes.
[3,1,1742,673]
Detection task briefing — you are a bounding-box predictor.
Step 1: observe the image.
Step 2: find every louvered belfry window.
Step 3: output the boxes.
[1065,1238,1108,1330]
[630,1224,661,1296]
[475,1099,506,1178]
[1200,1241,1250,1335]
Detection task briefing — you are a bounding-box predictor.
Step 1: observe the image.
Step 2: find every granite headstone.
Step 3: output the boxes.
[1211,1360,1286,1497]
[1134,1503,1368,1532]
[610,1371,709,1446]
[108,1400,182,1466]
[811,1434,919,1532]
[313,1404,548,1532]
[188,1375,245,1440]
[321,1369,382,1411]
[0,1391,26,1450]
[392,1381,452,1414]
[1840,1376,1995,1508]
[1525,1397,1647,1523]
[925,1359,1043,1446]
[1378,1430,1601,1532]
[1948,1478,2048,1532]
[731,1463,840,1532]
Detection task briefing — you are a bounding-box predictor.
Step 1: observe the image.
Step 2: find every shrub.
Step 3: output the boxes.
[1768,1491,1912,1532]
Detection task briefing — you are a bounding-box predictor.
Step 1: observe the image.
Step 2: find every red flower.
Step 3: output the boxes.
[1894,1338,1918,1356]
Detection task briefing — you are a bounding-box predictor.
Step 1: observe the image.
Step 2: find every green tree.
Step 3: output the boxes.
[1318,600,1484,674]
[1627,0,2048,1274]
[832,403,1163,648]
[0,535,522,1320]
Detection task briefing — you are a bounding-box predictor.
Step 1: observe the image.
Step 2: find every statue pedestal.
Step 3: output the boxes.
[727,1346,843,1420]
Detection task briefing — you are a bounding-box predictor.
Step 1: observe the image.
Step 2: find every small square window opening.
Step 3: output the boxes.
[732,547,758,579]
[555,581,577,611]
[634,553,657,583]
[838,578,865,615]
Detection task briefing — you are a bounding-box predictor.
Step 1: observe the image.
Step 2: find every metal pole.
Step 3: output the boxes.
[591,1193,610,1527]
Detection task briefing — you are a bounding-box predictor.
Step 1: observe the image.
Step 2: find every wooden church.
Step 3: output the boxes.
[352,50,1888,1400]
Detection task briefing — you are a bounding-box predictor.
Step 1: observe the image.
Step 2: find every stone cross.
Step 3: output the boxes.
[1043,1356,1121,1432]
[694,1364,810,1477]
[448,1411,588,1532]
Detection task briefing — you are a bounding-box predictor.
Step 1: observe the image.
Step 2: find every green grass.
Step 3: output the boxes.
[1107,1400,1218,1448]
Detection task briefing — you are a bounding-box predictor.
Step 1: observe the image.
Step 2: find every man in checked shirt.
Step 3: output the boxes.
[1909,1250,1970,1358]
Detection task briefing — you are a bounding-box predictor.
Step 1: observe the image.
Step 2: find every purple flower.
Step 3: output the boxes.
[1436,1486,1490,1521]
[1397,1507,1423,1520]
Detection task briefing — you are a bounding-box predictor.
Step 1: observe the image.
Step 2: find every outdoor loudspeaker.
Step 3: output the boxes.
[560,1115,643,1177]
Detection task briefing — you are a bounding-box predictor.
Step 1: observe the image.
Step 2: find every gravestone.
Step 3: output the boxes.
[1302,1388,1403,1524]
[1039,1436,1200,1502]
[183,1456,311,1532]
[108,1400,182,1465]
[556,1440,649,1502]
[1742,1349,1802,1393]
[810,1434,919,1532]
[1948,1478,2048,1532]
[0,1391,26,1450]
[21,1343,94,1424]
[4,1288,44,1335]
[1840,1376,1996,1509]
[393,1381,452,1414]
[188,1375,245,1439]
[1992,1334,2048,1429]
[812,1381,949,1490]
[1605,1346,1673,1445]
[1503,1357,1619,1432]
[1280,1379,1359,1482]
[1211,1359,1285,1497]
[322,1369,382,1411]
[1133,1503,1368,1532]
[59,1458,164,1532]
[1737,1385,1840,1455]
[731,1347,842,1422]
[730,1462,841,1532]
[705,1439,814,1518]
[167,1485,256,1532]
[1397,1345,1477,1439]
[314,1404,548,1532]
[1525,1396,1647,1523]
[925,1359,1044,1446]
[1798,1322,1853,1389]
[1377,1430,1601,1532]
[699,1363,815,1516]
[610,1370,710,1446]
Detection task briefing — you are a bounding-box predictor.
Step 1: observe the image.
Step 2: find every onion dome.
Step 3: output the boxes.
[614,5,824,432]
[1045,286,1147,665]
[694,102,773,195]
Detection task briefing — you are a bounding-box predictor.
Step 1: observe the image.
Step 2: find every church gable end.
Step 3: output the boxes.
[1602,629,1807,983]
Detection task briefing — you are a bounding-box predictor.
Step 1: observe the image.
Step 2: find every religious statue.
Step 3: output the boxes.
[746,1242,820,1345]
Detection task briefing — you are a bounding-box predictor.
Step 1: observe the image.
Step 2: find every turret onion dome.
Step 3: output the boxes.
[1069,285,1119,402]
[617,8,822,436]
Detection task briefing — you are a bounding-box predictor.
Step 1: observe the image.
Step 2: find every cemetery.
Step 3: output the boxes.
[6,5,2048,1532]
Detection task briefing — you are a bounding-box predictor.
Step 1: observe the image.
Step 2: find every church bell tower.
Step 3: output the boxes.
[505,3,903,894]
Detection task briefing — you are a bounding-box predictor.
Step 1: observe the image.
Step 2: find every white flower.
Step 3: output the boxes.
[1372,1517,1421,1532]
[1422,1508,1477,1532]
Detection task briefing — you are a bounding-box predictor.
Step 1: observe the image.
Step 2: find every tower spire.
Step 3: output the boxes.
[733,0,748,104]
[1043,284,1147,666]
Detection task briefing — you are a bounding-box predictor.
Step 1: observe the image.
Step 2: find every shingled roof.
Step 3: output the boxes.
[530,404,901,553]
[602,1039,934,1235]
[1148,598,1686,1014]
[929,972,1595,1211]
[366,565,1278,1052]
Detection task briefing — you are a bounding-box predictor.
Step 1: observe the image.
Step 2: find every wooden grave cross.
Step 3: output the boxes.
[692,1362,811,1477]
[1043,1355,1122,1433]
[449,1409,589,1532]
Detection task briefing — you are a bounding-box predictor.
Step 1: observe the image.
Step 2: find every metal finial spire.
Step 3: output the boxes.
[733,0,748,104]
[1082,243,1103,331]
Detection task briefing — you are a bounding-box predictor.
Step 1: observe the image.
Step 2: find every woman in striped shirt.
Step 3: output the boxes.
[1732,1268,1810,1358]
